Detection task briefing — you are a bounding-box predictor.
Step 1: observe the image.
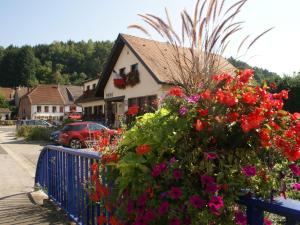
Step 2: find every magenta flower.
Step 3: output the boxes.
[205,152,217,160]
[158,201,169,215]
[173,169,183,180]
[242,165,256,177]
[137,193,148,206]
[205,182,218,194]
[264,218,272,225]
[169,157,177,164]
[235,211,247,225]
[127,200,134,214]
[159,162,167,172]
[289,164,300,176]
[292,183,300,190]
[189,195,205,209]
[152,164,162,177]
[168,187,182,199]
[208,196,224,216]
[169,217,180,225]
[187,94,200,104]
[143,209,155,222]
[179,106,188,116]
[200,175,215,185]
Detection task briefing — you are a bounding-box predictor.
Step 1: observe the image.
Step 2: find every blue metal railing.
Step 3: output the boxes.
[35,145,300,225]
[35,145,103,225]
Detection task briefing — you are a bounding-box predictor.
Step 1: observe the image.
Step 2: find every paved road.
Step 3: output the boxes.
[0,126,71,224]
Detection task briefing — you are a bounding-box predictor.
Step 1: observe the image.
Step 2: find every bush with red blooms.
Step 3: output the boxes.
[89,69,300,224]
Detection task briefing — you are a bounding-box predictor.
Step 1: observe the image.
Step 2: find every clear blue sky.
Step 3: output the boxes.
[0,0,299,75]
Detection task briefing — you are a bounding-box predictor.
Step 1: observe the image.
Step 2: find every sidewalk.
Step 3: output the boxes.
[0,126,71,224]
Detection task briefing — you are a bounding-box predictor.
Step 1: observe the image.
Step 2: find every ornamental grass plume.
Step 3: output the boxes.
[129,0,273,94]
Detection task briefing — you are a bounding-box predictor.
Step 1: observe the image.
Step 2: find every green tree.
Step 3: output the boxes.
[0,95,9,108]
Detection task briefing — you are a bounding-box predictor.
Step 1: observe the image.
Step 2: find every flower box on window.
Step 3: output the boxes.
[126,70,140,87]
[113,78,126,89]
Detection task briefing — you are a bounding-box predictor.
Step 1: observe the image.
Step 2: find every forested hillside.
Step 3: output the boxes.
[0,40,113,87]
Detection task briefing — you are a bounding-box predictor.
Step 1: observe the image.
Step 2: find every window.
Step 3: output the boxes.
[44,106,49,113]
[70,105,76,112]
[62,124,86,131]
[87,85,90,91]
[37,106,41,113]
[88,123,106,131]
[128,95,157,113]
[60,106,64,113]
[52,106,57,113]
[131,63,138,72]
[119,68,126,76]
[93,84,96,89]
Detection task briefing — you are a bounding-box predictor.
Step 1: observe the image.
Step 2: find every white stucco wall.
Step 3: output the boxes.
[84,79,99,91]
[31,105,64,119]
[104,45,163,106]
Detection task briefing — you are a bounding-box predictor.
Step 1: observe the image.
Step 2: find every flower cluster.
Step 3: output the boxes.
[89,69,300,224]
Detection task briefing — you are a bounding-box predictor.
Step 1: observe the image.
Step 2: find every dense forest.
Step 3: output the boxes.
[0,40,113,87]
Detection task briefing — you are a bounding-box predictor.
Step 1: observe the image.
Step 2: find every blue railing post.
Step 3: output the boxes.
[246,206,264,225]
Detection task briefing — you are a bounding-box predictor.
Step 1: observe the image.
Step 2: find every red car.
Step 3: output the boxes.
[58,122,108,149]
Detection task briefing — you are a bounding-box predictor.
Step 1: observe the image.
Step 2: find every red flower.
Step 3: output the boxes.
[241,112,265,132]
[169,87,184,97]
[239,69,254,83]
[198,109,209,116]
[189,195,205,209]
[168,187,182,199]
[200,89,211,100]
[98,215,106,225]
[136,144,151,155]
[242,92,258,105]
[226,112,239,122]
[291,113,300,121]
[127,105,139,116]
[195,119,205,131]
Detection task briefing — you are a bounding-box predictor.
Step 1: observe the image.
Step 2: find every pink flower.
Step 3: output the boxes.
[208,196,224,216]
[200,175,215,185]
[173,169,183,180]
[292,183,300,190]
[158,201,169,215]
[242,165,256,177]
[137,193,148,206]
[179,106,188,116]
[205,152,217,160]
[264,218,272,225]
[235,211,247,225]
[127,200,134,214]
[289,164,300,176]
[168,187,182,199]
[169,217,180,225]
[151,163,166,177]
[189,195,205,209]
[143,209,155,222]
[205,182,218,194]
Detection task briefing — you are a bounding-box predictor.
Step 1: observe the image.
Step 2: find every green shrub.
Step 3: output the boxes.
[0,120,16,126]
[17,125,53,141]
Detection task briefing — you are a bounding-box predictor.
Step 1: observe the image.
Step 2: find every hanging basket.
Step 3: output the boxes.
[113,78,126,89]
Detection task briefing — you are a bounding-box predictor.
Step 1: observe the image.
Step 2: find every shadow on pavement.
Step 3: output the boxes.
[0,192,71,225]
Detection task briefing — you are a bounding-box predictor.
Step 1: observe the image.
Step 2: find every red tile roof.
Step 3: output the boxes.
[26,85,65,105]
[0,88,15,100]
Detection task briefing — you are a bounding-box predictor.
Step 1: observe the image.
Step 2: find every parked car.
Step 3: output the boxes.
[16,119,54,130]
[58,122,109,149]
[50,130,61,143]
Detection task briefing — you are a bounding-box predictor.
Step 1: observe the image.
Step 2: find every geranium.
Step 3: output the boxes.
[179,106,188,116]
[136,144,151,155]
[195,119,205,131]
[292,183,300,190]
[239,69,254,83]
[169,218,181,225]
[169,87,184,97]
[127,105,139,116]
[187,94,200,103]
[242,92,258,105]
[198,109,209,116]
[205,152,217,160]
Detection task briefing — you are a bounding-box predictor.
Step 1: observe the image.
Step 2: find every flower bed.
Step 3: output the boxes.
[88,69,300,225]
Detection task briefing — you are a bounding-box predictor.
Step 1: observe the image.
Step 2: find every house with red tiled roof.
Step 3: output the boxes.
[18,84,83,121]
[0,87,15,103]
[77,34,235,127]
